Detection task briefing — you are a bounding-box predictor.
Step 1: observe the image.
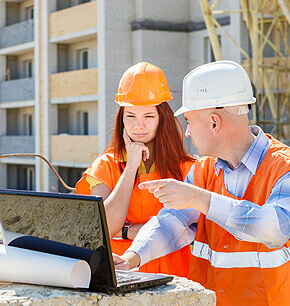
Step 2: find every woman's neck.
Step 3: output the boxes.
[144,139,156,173]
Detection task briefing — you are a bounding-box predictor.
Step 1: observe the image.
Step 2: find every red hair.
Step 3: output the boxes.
[105,102,195,181]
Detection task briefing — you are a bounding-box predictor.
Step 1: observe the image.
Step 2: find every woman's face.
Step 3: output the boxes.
[123,106,160,144]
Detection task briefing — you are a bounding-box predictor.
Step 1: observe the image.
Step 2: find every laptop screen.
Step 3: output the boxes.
[0,189,103,249]
[0,189,117,291]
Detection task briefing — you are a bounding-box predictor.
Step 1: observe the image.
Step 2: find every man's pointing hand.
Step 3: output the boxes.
[139,179,211,214]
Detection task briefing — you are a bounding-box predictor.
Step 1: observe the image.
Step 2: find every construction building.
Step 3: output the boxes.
[0,0,288,192]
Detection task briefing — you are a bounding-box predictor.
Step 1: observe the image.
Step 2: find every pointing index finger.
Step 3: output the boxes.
[138,179,169,190]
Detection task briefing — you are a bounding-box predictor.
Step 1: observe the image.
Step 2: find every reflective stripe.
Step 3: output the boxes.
[192,241,290,269]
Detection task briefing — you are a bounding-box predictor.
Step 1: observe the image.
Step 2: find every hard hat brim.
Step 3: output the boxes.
[174,98,256,117]
[174,106,192,117]
[116,100,162,106]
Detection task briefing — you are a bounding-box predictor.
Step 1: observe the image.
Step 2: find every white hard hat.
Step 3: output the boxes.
[175,60,256,116]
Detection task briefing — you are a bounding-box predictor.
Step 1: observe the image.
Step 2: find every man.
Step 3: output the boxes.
[113,61,290,305]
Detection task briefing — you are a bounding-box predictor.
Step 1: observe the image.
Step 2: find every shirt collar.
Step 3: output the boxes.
[214,126,270,176]
[119,150,156,175]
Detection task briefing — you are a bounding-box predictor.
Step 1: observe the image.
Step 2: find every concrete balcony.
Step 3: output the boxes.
[0,78,34,103]
[0,20,34,50]
[0,136,35,155]
[50,1,97,43]
[50,135,99,165]
[50,68,98,102]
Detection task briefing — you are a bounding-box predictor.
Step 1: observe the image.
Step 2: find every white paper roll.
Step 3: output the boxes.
[0,245,91,289]
[1,230,25,245]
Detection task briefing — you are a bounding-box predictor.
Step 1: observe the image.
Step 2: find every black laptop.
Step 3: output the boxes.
[0,189,173,293]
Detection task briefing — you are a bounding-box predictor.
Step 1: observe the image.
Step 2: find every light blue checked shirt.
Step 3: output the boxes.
[127,126,290,266]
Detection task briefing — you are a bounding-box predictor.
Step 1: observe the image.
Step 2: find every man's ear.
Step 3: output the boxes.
[210,113,221,134]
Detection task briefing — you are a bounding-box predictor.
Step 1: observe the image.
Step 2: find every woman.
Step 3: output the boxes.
[76,62,196,277]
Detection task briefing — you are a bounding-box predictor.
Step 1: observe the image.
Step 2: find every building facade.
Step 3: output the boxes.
[0,0,288,192]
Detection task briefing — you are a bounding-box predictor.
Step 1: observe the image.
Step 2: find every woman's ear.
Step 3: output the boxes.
[210,113,221,134]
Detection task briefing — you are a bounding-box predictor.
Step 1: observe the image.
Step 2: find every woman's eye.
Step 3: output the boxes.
[145,115,155,119]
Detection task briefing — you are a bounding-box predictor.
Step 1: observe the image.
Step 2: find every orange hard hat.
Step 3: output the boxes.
[115,62,173,106]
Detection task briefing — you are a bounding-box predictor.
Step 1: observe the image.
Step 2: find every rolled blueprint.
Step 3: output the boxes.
[0,244,91,289]
[5,234,104,290]
[2,229,25,245]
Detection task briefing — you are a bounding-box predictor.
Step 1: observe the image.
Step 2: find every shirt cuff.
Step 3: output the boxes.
[125,242,152,267]
[207,192,233,225]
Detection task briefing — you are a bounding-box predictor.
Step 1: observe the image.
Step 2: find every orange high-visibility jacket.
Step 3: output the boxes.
[77,152,194,277]
[189,135,290,305]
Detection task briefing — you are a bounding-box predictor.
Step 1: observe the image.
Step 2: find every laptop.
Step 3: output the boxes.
[0,189,173,293]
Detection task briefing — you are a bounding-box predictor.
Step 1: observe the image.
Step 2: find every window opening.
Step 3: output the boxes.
[23,60,33,78]
[24,114,33,136]
[78,49,88,69]
[24,167,35,191]
[25,6,34,20]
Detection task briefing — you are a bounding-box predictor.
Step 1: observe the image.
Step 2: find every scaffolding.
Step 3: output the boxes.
[199,0,290,144]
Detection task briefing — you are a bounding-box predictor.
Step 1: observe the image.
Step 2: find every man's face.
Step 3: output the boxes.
[184,110,214,157]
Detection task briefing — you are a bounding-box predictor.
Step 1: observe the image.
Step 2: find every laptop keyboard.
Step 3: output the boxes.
[115,271,144,284]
